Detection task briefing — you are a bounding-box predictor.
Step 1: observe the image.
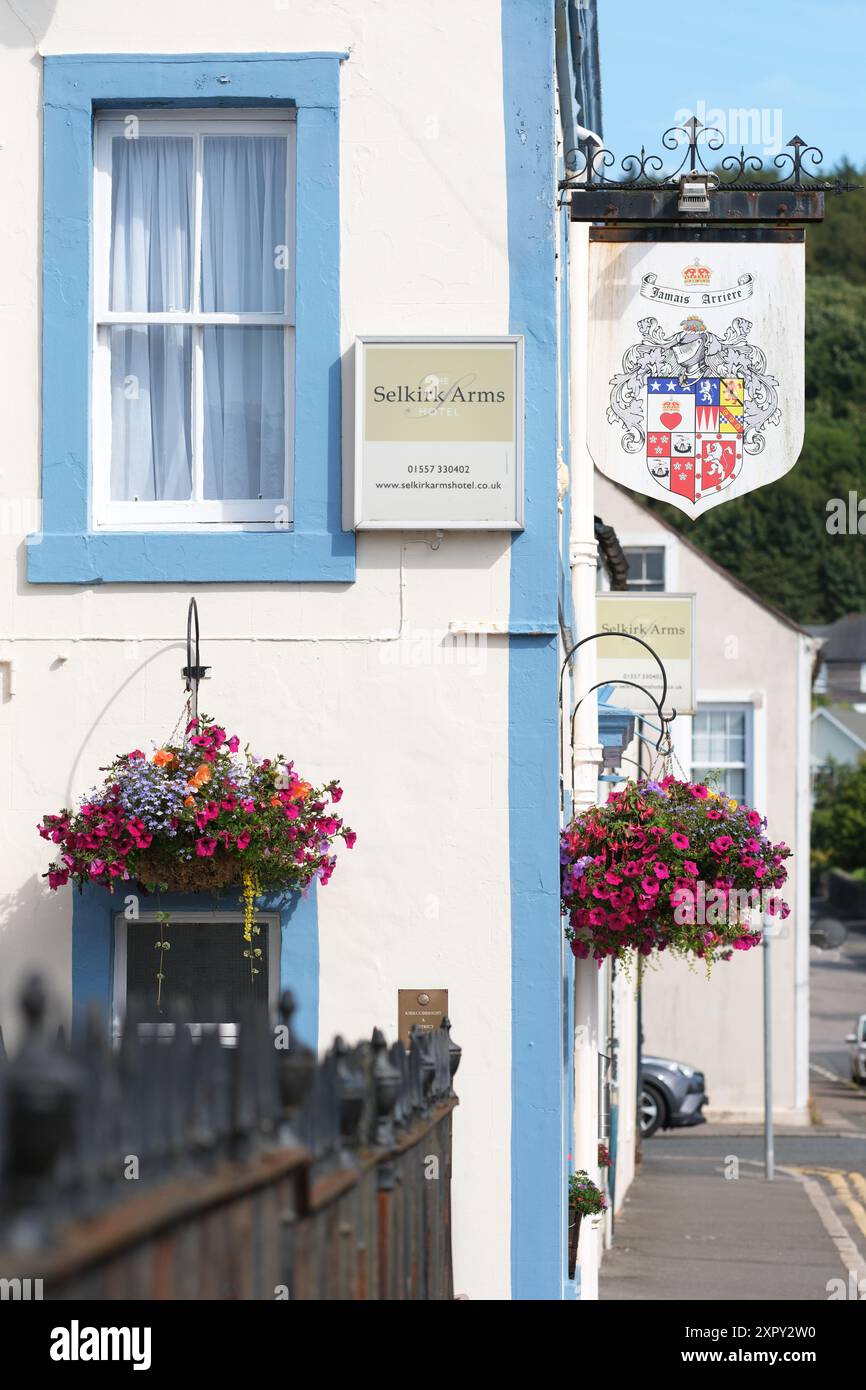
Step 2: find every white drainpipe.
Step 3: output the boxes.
[567,200,605,1300]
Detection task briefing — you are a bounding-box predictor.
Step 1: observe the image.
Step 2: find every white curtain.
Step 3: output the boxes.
[110,136,193,501]
[201,136,286,500]
[109,133,286,504]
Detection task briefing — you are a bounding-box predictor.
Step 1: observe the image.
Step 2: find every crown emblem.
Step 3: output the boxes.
[662,399,679,412]
[682,258,713,287]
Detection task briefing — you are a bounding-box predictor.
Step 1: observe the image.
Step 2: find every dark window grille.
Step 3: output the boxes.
[123,917,269,1023]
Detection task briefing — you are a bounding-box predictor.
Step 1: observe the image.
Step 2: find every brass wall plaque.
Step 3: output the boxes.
[398,989,448,1047]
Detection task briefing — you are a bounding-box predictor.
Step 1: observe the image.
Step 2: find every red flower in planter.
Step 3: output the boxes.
[561,776,790,968]
[38,712,355,900]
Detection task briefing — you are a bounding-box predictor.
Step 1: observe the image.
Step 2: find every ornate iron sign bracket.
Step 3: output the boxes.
[561,118,856,223]
[559,631,677,796]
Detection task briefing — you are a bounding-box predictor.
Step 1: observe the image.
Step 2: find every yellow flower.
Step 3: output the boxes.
[728,799,738,811]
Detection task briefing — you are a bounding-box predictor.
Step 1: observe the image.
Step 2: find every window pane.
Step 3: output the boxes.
[643,550,665,582]
[110,326,192,500]
[625,544,665,590]
[724,768,746,801]
[693,707,748,801]
[203,327,286,499]
[125,920,269,1023]
[725,711,746,761]
[201,136,287,312]
[110,136,193,312]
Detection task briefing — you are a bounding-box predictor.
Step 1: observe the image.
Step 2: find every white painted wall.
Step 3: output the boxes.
[595,475,810,1122]
[612,965,638,1213]
[0,0,518,1299]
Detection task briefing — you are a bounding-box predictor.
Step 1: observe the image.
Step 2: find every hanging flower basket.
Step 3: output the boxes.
[38,714,355,900]
[561,775,790,967]
[567,1169,607,1278]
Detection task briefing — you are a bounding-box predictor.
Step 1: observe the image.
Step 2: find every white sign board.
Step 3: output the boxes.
[587,238,804,517]
[596,592,695,716]
[352,337,523,529]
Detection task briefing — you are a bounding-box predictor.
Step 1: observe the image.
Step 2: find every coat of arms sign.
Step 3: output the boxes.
[587,240,805,517]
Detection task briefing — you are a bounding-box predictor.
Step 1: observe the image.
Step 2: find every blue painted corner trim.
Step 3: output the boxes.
[503,1,565,1300]
[71,882,319,1050]
[29,53,354,585]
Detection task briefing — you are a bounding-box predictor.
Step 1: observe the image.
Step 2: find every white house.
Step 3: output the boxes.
[0,0,631,1300]
[595,476,815,1124]
[812,705,866,776]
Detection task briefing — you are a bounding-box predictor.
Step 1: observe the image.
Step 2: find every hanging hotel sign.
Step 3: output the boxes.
[587,239,805,518]
[351,336,524,530]
[596,592,695,716]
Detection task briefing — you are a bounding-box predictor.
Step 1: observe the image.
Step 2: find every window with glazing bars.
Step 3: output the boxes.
[93,111,295,527]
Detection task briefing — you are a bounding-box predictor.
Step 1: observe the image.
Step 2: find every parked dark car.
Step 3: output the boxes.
[640,1055,709,1138]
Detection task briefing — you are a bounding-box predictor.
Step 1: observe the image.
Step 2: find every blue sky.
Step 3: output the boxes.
[596,0,866,171]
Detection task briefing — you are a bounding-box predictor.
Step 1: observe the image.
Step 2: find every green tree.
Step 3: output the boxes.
[811,760,866,880]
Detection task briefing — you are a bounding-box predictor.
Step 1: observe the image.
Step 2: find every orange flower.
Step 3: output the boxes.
[270,794,282,807]
[288,781,312,803]
[184,763,212,794]
[183,795,196,807]
[153,749,177,768]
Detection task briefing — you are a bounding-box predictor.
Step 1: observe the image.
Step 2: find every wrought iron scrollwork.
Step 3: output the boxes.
[561,118,854,194]
[559,630,678,796]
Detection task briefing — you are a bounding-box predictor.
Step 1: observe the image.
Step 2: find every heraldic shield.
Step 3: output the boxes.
[645,371,744,504]
[586,241,805,518]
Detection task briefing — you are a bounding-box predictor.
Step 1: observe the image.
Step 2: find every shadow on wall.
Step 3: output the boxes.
[0,872,71,1049]
[1,2,58,50]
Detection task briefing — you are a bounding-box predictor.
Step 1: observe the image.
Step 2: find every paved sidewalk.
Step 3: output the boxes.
[600,1137,852,1301]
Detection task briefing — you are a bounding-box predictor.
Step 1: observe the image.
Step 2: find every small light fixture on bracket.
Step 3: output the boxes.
[677,172,714,215]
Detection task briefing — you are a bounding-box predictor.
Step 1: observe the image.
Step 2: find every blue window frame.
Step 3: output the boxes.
[73,884,319,1048]
[28,53,355,584]
[691,703,754,804]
